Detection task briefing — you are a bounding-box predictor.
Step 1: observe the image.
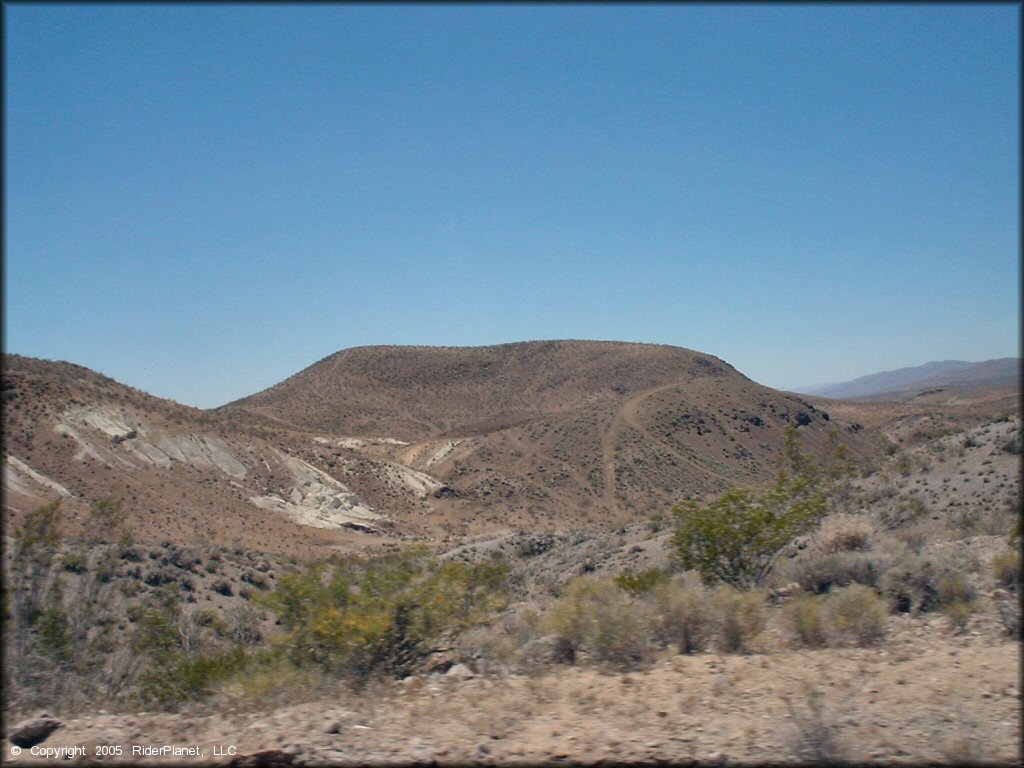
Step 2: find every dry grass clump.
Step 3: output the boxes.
[533,571,771,664]
[650,572,714,654]
[215,654,326,711]
[815,514,875,554]
[712,586,767,653]
[936,571,978,632]
[782,550,890,595]
[784,586,888,647]
[784,594,829,648]
[991,549,1021,592]
[824,584,887,646]
[538,577,653,669]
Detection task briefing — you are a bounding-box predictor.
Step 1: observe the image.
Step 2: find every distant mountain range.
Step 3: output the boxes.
[797,358,1020,400]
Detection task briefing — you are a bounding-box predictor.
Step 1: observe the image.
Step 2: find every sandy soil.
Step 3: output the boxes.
[5,613,1018,766]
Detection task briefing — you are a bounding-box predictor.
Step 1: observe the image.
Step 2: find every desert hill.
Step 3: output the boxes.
[219,341,745,440]
[220,340,881,522]
[5,342,881,557]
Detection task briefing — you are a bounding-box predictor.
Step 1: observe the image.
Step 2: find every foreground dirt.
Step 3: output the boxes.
[6,614,1019,766]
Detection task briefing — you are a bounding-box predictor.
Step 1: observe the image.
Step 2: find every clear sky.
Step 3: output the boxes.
[5,4,1020,408]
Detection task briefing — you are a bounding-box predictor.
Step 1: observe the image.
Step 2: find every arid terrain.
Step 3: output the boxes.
[3,342,881,556]
[2,342,1020,765]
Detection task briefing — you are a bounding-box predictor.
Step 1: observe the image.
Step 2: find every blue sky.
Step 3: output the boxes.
[5,4,1019,408]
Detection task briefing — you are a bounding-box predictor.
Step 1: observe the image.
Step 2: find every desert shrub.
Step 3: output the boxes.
[227,605,264,645]
[5,502,154,711]
[815,515,874,554]
[260,550,509,679]
[936,571,977,606]
[712,586,766,653]
[211,579,234,596]
[936,572,978,631]
[61,550,88,573]
[539,577,653,669]
[881,553,941,613]
[994,591,1021,639]
[824,584,887,645]
[671,428,828,589]
[84,498,129,544]
[882,551,976,618]
[785,594,829,648]
[992,550,1021,593]
[615,568,669,596]
[943,600,975,632]
[997,429,1022,454]
[876,495,929,531]
[514,532,555,557]
[651,572,714,654]
[241,570,269,590]
[132,597,248,708]
[782,547,892,595]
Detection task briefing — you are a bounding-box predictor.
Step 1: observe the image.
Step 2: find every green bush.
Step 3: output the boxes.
[825,585,887,646]
[671,429,827,589]
[651,573,714,654]
[133,606,247,707]
[61,550,88,573]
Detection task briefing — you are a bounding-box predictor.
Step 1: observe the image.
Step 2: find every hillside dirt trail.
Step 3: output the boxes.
[602,384,736,514]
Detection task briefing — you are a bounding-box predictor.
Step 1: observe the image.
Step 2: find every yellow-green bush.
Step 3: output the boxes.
[259,550,509,678]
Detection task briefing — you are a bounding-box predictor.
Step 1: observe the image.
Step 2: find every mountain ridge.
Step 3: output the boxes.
[797,357,1020,400]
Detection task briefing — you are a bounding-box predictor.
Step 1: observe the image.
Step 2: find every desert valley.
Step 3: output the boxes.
[2,340,1020,765]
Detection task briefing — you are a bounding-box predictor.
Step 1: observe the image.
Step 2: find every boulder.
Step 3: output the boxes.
[8,714,62,748]
[446,662,474,680]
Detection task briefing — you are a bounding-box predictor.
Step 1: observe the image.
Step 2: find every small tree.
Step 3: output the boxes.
[670,428,827,589]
